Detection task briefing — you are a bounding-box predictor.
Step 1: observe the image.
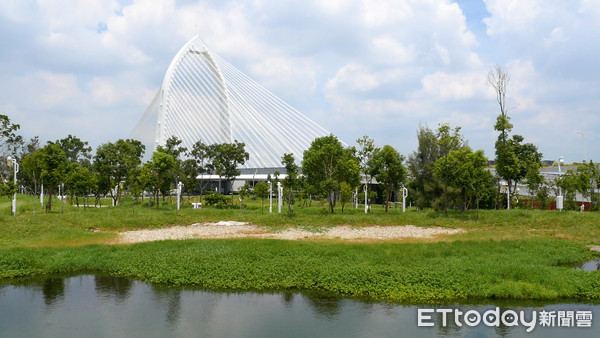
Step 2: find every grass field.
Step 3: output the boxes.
[1,194,600,303]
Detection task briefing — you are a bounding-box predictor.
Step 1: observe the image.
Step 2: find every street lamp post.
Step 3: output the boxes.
[6,156,19,216]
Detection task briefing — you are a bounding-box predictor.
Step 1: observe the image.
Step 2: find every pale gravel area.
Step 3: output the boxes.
[118,221,464,244]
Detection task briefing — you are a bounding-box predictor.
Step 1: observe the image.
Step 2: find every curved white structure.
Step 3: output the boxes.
[132,35,332,169]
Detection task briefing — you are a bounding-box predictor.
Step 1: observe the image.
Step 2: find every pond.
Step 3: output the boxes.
[0,275,598,337]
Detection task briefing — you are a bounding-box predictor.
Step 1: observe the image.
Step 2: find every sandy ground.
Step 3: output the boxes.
[118,221,464,243]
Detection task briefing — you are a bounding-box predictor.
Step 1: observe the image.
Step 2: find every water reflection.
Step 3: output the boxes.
[42,277,65,308]
[150,286,182,327]
[94,275,133,304]
[0,275,598,338]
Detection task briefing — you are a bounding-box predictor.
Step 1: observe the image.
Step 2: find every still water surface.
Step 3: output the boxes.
[0,275,598,337]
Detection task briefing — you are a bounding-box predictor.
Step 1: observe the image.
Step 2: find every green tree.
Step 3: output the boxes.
[64,162,97,207]
[302,135,360,213]
[39,143,68,212]
[210,141,249,204]
[238,183,251,209]
[339,181,353,213]
[190,140,213,203]
[576,161,600,210]
[149,151,175,209]
[281,153,300,215]
[372,145,406,213]
[434,147,490,214]
[180,158,199,200]
[0,114,23,160]
[254,181,269,214]
[356,135,378,193]
[21,149,44,196]
[138,161,158,207]
[156,136,188,199]
[94,139,145,205]
[436,123,465,214]
[555,170,579,210]
[56,135,92,166]
[489,66,543,208]
[407,124,443,210]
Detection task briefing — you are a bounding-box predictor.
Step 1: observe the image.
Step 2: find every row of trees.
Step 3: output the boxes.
[1,64,598,213]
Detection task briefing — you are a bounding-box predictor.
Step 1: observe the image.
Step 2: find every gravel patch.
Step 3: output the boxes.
[119,222,464,244]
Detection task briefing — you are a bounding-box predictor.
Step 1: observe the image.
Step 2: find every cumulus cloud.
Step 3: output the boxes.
[0,0,598,161]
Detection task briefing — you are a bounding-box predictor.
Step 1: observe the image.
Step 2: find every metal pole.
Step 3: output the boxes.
[40,184,44,206]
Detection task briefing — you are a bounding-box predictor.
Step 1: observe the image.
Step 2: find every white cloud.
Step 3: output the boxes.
[420,71,490,100]
[0,0,599,161]
[543,27,568,47]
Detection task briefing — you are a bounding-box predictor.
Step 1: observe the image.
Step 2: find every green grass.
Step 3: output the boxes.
[1,194,600,303]
[0,238,598,303]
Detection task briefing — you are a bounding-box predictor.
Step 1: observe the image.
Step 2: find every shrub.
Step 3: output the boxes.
[203,191,228,206]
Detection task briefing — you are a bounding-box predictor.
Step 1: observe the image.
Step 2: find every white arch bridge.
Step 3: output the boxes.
[132,35,333,169]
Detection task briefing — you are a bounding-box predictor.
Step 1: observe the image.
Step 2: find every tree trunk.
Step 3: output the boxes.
[46,188,54,212]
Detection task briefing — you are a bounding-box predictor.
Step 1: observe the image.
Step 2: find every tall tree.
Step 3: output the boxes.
[436,123,465,214]
[356,136,378,192]
[489,65,543,208]
[39,143,68,212]
[56,135,92,165]
[190,140,213,203]
[64,162,97,207]
[372,145,406,213]
[151,151,176,208]
[210,141,249,204]
[0,114,23,159]
[434,147,490,213]
[281,153,300,215]
[302,135,360,213]
[157,136,188,198]
[93,139,145,205]
[407,124,443,210]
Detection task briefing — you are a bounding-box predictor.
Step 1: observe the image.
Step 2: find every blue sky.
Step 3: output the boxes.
[0,0,598,163]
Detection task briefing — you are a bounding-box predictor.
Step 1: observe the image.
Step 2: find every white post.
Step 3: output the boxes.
[354,188,358,209]
[176,181,183,211]
[364,184,368,214]
[506,185,510,210]
[277,182,282,214]
[40,184,44,206]
[557,156,564,212]
[402,186,408,213]
[61,183,64,213]
[268,181,272,213]
[7,156,18,216]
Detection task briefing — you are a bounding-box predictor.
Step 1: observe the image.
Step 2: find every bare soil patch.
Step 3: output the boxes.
[118,221,464,244]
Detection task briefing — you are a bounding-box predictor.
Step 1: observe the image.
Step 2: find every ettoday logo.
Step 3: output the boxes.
[417,307,593,333]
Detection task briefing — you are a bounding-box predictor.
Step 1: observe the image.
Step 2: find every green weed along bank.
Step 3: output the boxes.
[1,238,599,303]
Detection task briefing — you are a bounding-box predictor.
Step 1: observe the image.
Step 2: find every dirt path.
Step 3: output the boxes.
[118,221,464,243]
